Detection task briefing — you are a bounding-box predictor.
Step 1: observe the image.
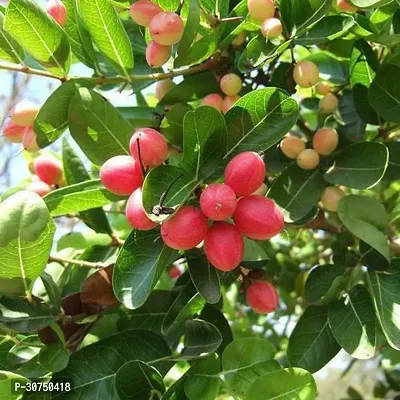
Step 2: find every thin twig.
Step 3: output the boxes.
[49,255,108,269]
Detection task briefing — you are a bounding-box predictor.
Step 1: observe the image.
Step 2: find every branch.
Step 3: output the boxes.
[0,61,64,81]
[49,255,108,269]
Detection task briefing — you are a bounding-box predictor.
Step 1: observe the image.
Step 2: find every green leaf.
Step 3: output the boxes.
[160,103,192,148]
[350,40,380,124]
[44,180,123,217]
[76,0,133,78]
[4,0,70,77]
[368,261,400,351]
[384,142,400,181]
[348,0,393,9]
[129,56,163,94]
[187,255,221,304]
[0,297,56,332]
[369,63,400,123]
[0,371,28,399]
[35,79,92,148]
[0,9,24,64]
[324,142,388,189]
[268,164,326,223]
[142,165,198,223]
[305,264,347,305]
[0,191,55,298]
[278,0,332,36]
[118,106,164,130]
[247,367,317,400]
[62,138,112,234]
[224,88,299,161]
[176,0,200,56]
[162,279,205,335]
[63,0,98,70]
[181,319,222,358]
[337,195,390,262]
[38,343,69,373]
[296,15,354,45]
[115,360,165,400]
[40,271,61,310]
[328,284,376,359]
[181,106,227,180]
[68,87,132,165]
[287,306,340,373]
[221,337,280,397]
[113,230,176,310]
[305,51,349,84]
[160,72,220,105]
[53,330,171,398]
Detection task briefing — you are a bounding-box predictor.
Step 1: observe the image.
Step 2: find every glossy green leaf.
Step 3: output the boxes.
[38,343,69,373]
[4,0,70,76]
[0,371,28,400]
[181,106,227,180]
[113,230,175,310]
[142,165,198,223]
[337,195,390,261]
[306,51,349,84]
[0,9,24,64]
[0,191,55,298]
[35,79,92,148]
[384,142,400,181]
[324,142,388,189]
[368,261,400,351]
[187,255,221,305]
[118,106,164,130]
[305,264,347,305]
[279,0,332,36]
[68,87,132,165]
[63,0,98,70]
[40,271,61,310]
[221,337,280,397]
[181,319,222,358]
[44,180,123,217]
[76,0,133,78]
[348,0,393,9]
[247,367,317,400]
[115,360,165,400]
[287,306,340,373]
[0,297,56,333]
[369,63,400,123]
[160,103,192,148]
[296,15,354,45]
[176,0,200,56]
[62,138,112,234]
[350,40,380,124]
[162,279,205,335]
[53,330,171,398]
[268,164,326,223]
[224,88,299,161]
[328,284,376,359]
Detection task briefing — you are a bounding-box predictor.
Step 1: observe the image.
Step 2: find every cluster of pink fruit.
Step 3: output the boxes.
[2,100,40,152]
[201,73,242,114]
[129,0,185,68]
[247,0,282,40]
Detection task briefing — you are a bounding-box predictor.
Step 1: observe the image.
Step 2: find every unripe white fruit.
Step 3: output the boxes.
[321,186,345,212]
[293,61,319,88]
[319,93,339,114]
[260,18,282,39]
[316,82,331,95]
[220,73,242,96]
[296,149,320,170]
[280,136,306,159]
[247,0,275,22]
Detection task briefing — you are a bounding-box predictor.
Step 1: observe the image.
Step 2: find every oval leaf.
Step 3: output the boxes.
[0,9,24,64]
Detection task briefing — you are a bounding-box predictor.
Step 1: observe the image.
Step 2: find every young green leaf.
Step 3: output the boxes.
[0,9,24,64]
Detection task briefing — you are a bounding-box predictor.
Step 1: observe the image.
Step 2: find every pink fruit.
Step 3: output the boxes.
[316,82,331,95]
[260,18,282,39]
[46,0,67,26]
[280,136,306,159]
[220,73,242,96]
[319,93,339,114]
[146,41,172,68]
[149,12,184,46]
[10,101,40,127]
[129,128,168,168]
[201,93,223,111]
[224,152,266,197]
[34,154,63,185]
[169,264,182,279]
[200,183,237,221]
[204,222,244,271]
[296,149,320,170]
[2,121,25,143]
[161,206,208,250]
[155,79,175,101]
[247,0,275,22]
[26,181,52,197]
[246,281,279,314]
[313,128,339,155]
[337,0,357,13]
[99,155,143,196]
[233,195,284,240]
[222,95,240,114]
[293,61,319,88]
[320,186,345,212]
[129,0,162,27]
[126,187,158,230]
[22,127,40,153]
